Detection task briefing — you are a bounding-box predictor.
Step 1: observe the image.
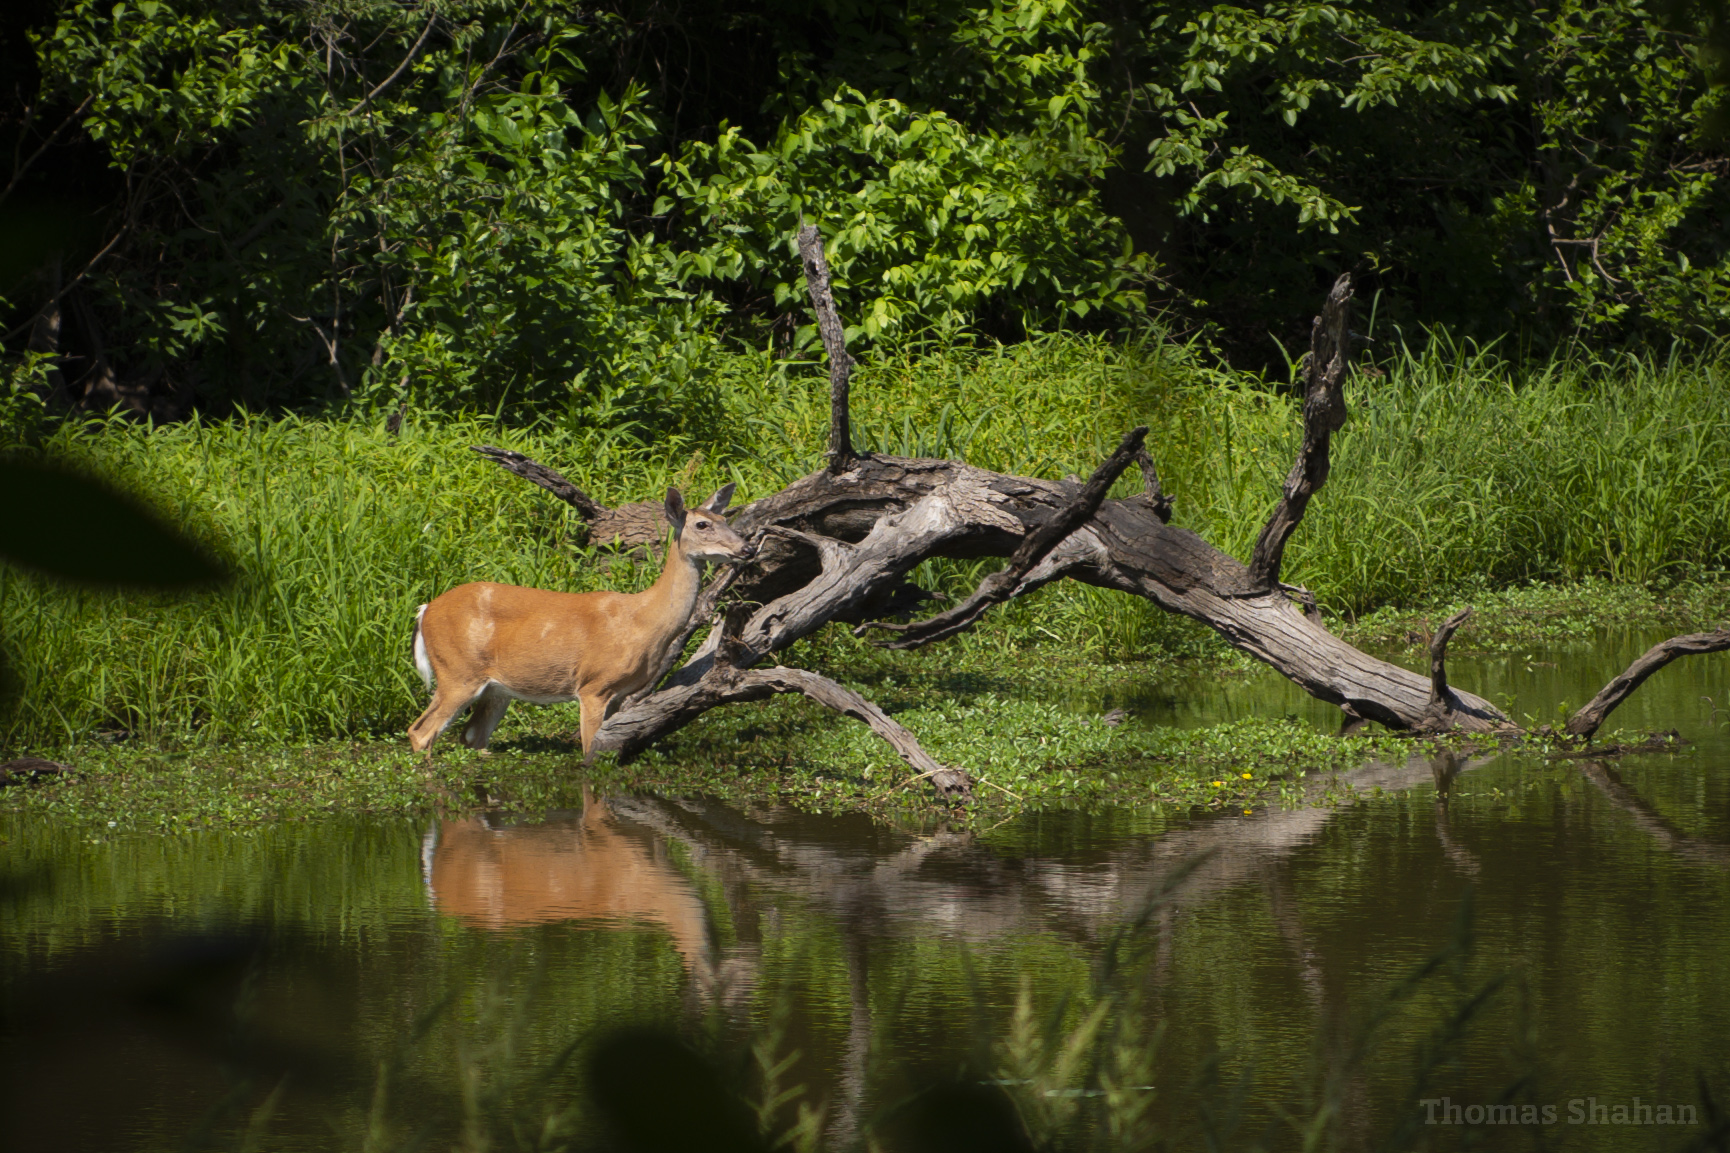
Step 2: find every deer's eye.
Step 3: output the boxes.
[694,520,710,529]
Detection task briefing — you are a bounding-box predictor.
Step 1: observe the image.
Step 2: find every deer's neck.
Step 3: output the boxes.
[640,538,703,643]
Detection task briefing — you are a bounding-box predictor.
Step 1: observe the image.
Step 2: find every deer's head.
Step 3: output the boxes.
[664,484,752,565]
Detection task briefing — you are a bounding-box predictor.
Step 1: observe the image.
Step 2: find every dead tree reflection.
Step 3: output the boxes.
[1577,761,1730,869]
[417,749,1725,1140]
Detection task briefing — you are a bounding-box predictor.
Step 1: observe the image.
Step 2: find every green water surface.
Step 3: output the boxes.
[2,632,1727,1151]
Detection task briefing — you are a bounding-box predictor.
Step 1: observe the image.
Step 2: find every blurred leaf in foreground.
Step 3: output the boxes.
[0,458,227,588]
[586,1028,766,1153]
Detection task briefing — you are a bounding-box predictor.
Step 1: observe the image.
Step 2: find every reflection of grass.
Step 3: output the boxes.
[124,889,1590,1153]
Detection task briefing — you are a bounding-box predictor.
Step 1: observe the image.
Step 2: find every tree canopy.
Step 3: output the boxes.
[2,0,1727,423]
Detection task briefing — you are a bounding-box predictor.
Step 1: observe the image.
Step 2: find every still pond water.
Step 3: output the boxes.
[2,632,1728,1151]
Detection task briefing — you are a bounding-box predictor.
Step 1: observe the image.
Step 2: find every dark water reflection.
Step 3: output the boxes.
[2,631,1728,1150]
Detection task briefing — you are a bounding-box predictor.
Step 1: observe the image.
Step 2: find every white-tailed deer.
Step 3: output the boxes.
[408,484,750,757]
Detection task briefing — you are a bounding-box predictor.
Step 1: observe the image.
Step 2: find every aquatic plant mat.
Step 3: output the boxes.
[11,596,1730,835]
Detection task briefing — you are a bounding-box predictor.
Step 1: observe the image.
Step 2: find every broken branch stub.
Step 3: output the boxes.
[797,225,857,473]
[1428,608,1471,707]
[1565,627,1730,739]
[472,444,668,553]
[1248,273,1353,591]
[1415,607,1475,731]
[1133,445,1175,524]
[472,445,607,519]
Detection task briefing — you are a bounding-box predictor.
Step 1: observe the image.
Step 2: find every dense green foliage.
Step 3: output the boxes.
[3,0,1729,419]
[1,336,1726,751]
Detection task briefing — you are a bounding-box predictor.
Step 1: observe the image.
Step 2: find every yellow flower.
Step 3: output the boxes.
[1241,772,1253,779]
[1243,809,1253,815]
[1211,780,1223,787]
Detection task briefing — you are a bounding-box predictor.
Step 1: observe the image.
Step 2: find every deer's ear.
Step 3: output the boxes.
[700,482,736,514]
[664,488,688,538]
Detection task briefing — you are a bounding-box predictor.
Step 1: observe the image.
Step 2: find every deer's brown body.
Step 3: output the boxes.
[408,485,748,756]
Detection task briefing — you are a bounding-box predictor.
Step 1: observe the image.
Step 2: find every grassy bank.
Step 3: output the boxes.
[2,334,1728,756]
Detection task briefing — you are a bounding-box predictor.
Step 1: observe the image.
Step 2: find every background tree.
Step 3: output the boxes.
[2,0,1727,425]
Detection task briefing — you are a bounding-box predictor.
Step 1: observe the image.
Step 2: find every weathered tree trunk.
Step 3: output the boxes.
[473,239,1725,798]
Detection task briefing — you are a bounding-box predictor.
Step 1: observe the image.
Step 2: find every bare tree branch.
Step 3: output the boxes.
[594,664,971,798]
[1249,273,1353,590]
[1566,628,1730,739]
[623,562,745,708]
[0,95,93,215]
[345,7,438,115]
[2,220,134,347]
[471,445,608,519]
[797,224,858,473]
[870,425,1148,648]
[471,445,670,554]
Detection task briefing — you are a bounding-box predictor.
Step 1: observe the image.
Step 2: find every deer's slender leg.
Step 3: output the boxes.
[409,683,485,753]
[579,690,613,762]
[460,686,512,750]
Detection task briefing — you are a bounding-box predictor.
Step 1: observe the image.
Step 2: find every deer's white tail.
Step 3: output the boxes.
[412,604,433,691]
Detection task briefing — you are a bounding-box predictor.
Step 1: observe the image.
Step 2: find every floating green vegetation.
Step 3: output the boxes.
[1341,576,1730,656]
[0,684,1428,836]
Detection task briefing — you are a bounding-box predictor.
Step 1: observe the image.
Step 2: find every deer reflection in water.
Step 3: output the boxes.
[413,750,1728,1147]
[423,789,752,1003]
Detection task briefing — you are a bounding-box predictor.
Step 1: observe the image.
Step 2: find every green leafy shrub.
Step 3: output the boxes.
[9,0,1729,422]
[660,87,1151,342]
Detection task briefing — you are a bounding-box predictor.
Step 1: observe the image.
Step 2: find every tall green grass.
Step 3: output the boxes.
[3,335,1727,749]
[1272,338,1730,607]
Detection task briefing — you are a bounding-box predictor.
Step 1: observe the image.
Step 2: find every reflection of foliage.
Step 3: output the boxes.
[196,896,1539,1150]
[6,806,1730,1150]
[4,0,1730,419]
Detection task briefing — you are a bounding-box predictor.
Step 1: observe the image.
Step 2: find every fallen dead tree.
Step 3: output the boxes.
[475,228,1730,799]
